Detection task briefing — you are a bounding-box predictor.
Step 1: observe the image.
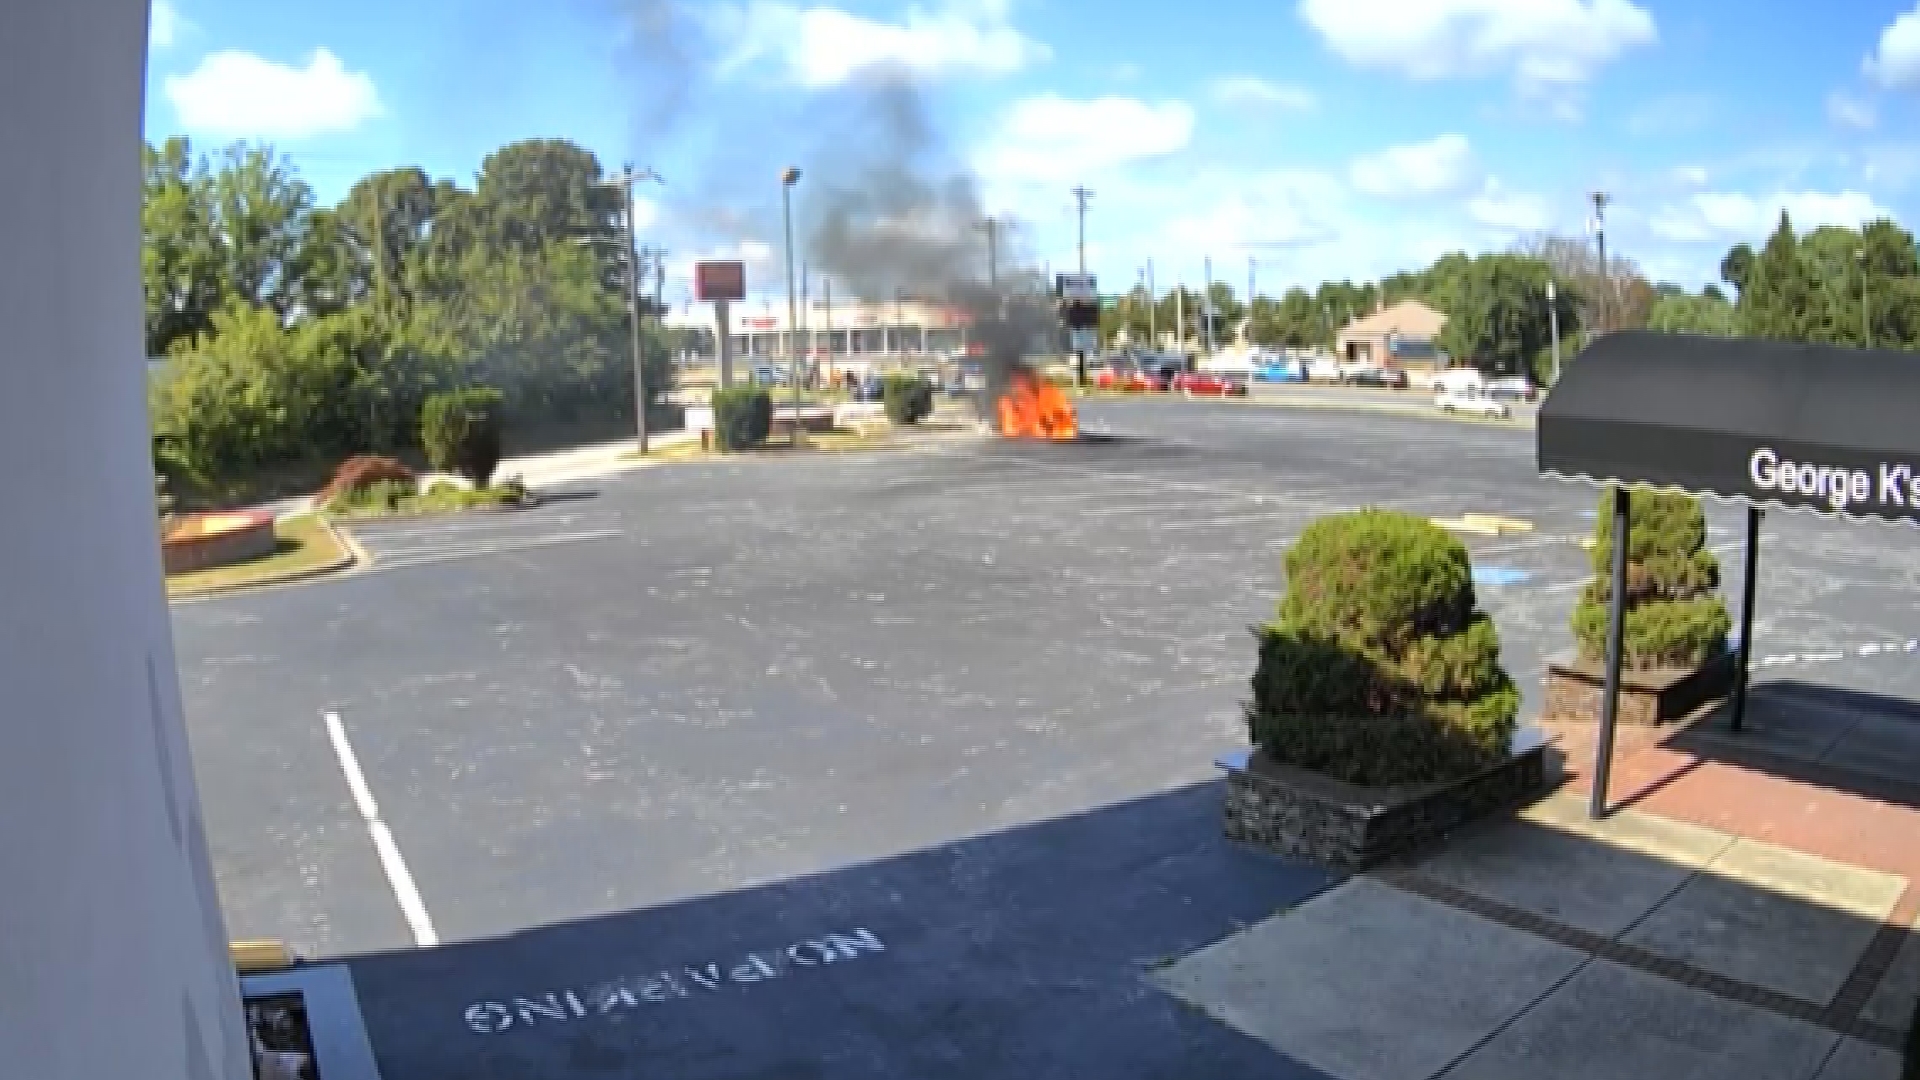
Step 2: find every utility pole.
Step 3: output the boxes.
[620,164,664,455]
[1590,191,1611,339]
[1858,249,1871,348]
[1547,277,1561,386]
[823,276,835,385]
[1203,256,1216,356]
[1247,256,1256,350]
[1146,258,1157,351]
[982,216,999,290]
[1175,283,1184,357]
[1071,186,1094,274]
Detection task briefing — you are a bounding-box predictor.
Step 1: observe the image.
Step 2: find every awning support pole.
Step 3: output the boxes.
[1591,486,1631,820]
[1731,505,1762,733]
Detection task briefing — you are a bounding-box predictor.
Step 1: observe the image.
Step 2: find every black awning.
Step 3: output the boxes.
[1538,330,1920,526]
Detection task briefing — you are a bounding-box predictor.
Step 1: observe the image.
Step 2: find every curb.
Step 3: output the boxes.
[167,516,362,603]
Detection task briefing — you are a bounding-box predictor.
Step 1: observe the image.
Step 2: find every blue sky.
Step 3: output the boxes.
[144,0,1920,307]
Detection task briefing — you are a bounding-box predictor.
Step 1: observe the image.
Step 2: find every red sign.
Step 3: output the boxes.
[741,317,777,330]
[695,261,746,302]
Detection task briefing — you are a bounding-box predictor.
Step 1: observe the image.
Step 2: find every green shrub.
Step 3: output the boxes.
[881,374,934,425]
[325,478,416,515]
[1572,487,1731,669]
[711,387,773,451]
[1247,509,1520,787]
[420,388,505,485]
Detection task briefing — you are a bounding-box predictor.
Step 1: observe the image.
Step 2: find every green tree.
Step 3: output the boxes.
[1739,213,1819,342]
[141,138,223,356]
[205,144,321,317]
[1719,244,1755,298]
[1647,289,1738,336]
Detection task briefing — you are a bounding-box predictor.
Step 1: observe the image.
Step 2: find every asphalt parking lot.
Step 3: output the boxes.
[170,397,1920,1078]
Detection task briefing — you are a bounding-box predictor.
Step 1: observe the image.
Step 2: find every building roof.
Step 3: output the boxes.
[1341,299,1447,339]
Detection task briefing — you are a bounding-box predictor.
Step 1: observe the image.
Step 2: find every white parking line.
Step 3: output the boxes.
[346,514,585,540]
[324,711,438,948]
[360,529,624,574]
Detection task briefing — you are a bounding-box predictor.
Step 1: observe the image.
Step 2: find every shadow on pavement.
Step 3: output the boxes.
[338,781,1339,1080]
[1627,681,1920,814]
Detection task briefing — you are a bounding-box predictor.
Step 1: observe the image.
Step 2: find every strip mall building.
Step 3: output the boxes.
[667,297,976,374]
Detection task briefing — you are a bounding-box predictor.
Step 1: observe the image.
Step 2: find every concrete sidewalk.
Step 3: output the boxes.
[1155,788,1911,1080]
[257,429,702,520]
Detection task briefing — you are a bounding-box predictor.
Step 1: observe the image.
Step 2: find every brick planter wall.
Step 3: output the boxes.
[1541,649,1739,728]
[161,512,276,575]
[1223,733,1547,869]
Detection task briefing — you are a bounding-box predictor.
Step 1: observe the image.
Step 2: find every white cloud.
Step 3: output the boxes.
[150,0,181,48]
[1467,179,1549,231]
[976,94,1195,188]
[1827,90,1877,130]
[717,0,1049,88]
[1865,2,1920,90]
[1210,76,1317,110]
[1298,0,1657,93]
[1650,189,1895,242]
[1349,133,1477,199]
[1672,164,1709,187]
[164,48,382,140]
[1153,169,1348,254]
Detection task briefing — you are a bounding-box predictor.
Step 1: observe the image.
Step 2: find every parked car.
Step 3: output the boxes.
[946,361,985,397]
[1095,358,1156,392]
[1142,358,1186,391]
[1341,366,1410,389]
[1172,370,1249,397]
[1304,355,1343,382]
[1486,376,1539,402]
[1252,355,1305,382]
[1434,387,1511,419]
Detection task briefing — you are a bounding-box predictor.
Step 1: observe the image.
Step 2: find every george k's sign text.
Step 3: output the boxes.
[1749,448,1920,513]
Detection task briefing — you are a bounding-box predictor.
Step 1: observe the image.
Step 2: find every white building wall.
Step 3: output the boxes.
[0,2,253,1077]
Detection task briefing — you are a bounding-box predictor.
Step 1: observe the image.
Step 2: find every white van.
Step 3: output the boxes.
[1430,367,1487,397]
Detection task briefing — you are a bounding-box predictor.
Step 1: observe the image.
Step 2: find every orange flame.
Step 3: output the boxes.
[996,370,1078,440]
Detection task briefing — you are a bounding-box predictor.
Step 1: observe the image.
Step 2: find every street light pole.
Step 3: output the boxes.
[1590,191,1611,339]
[782,166,802,448]
[1547,277,1561,387]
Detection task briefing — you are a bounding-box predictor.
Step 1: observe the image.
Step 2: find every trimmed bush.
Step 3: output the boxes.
[316,455,417,508]
[1572,487,1731,670]
[420,387,505,485]
[881,374,934,425]
[1247,509,1520,787]
[711,387,773,452]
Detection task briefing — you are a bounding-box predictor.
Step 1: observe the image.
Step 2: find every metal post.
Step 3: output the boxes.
[781,168,802,447]
[984,217,998,290]
[1592,485,1631,820]
[622,166,649,456]
[1072,186,1092,273]
[1547,277,1561,387]
[1175,284,1184,356]
[823,277,834,384]
[1732,506,1762,732]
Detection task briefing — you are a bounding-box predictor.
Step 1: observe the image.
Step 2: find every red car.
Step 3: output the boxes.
[1172,370,1249,397]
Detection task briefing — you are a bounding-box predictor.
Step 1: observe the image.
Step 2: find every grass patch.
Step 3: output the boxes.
[166,514,347,597]
[323,478,530,518]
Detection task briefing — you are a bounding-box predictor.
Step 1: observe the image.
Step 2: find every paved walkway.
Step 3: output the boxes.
[1154,686,1919,1080]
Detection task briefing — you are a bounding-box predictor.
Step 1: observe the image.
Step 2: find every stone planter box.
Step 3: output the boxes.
[162,510,277,575]
[1541,648,1739,728]
[1220,729,1548,869]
